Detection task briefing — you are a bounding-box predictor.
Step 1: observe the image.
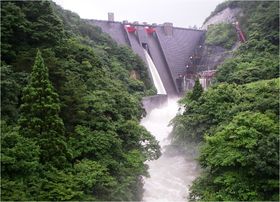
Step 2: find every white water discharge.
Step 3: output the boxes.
[199,78,207,89]
[143,49,167,95]
[141,99,199,201]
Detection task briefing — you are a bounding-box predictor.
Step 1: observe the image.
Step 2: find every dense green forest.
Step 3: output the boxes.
[1,1,160,200]
[172,1,279,201]
[1,0,279,201]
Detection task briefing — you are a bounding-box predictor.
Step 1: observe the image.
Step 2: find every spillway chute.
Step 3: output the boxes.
[143,48,167,95]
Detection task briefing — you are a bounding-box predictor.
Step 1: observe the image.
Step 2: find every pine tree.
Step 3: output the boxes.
[19,50,69,168]
[190,79,203,101]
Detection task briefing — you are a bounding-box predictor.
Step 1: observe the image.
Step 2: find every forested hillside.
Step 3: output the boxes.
[1,1,160,200]
[172,1,279,201]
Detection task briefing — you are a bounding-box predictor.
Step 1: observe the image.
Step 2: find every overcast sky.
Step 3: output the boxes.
[53,0,224,28]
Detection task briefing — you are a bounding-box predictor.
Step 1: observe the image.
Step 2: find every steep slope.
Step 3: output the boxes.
[200,0,278,83]
[171,1,279,201]
[1,1,160,201]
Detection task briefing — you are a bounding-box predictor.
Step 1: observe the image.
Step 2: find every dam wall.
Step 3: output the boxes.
[87,19,205,95]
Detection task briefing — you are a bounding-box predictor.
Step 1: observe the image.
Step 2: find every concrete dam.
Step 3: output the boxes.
[88,15,205,97]
[89,15,205,200]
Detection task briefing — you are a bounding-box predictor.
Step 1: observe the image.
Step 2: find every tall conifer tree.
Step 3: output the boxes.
[19,50,68,168]
[190,79,203,101]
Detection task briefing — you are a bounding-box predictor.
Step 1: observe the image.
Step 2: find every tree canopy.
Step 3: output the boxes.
[171,1,279,201]
[1,1,159,200]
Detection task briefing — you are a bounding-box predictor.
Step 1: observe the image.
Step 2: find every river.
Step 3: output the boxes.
[141,98,199,201]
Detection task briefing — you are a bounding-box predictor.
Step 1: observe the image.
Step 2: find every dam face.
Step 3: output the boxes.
[88,18,205,96]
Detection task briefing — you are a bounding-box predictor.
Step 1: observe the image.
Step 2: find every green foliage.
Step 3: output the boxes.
[1,121,40,201]
[73,159,116,200]
[240,1,279,46]
[215,46,279,84]
[1,1,159,200]
[18,50,69,168]
[1,1,64,64]
[37,167,82,201]
[24,1,65,46]
[116,120,161,160]
[173,1,279,200]
[69,125,122,161]
[214,1,279,84]
[205,23,236,49]
[1,121,40,177]
[0,64,27,123]
[190,112,279,201]
[174,83,240,143]
[1,178,31,201]
[1,2,30,63]
[173,78,279,143]
[59,71,87,131]
[175,79,279,201]
[190,79,203,101]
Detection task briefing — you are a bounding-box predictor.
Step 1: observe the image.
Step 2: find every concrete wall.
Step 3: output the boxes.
[147,32,177,96]
[88,20,128,45]
[155,27,204,92]
[88,20,205,95]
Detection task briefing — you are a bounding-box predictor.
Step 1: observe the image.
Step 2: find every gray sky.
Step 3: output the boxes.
[53,0,224,28]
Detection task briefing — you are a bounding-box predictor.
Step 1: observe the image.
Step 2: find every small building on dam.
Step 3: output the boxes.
[88,13,206,96]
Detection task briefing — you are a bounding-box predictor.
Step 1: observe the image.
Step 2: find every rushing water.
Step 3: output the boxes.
[143,48,167,95]
[142,48,198,201]
[141,98,199,201]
